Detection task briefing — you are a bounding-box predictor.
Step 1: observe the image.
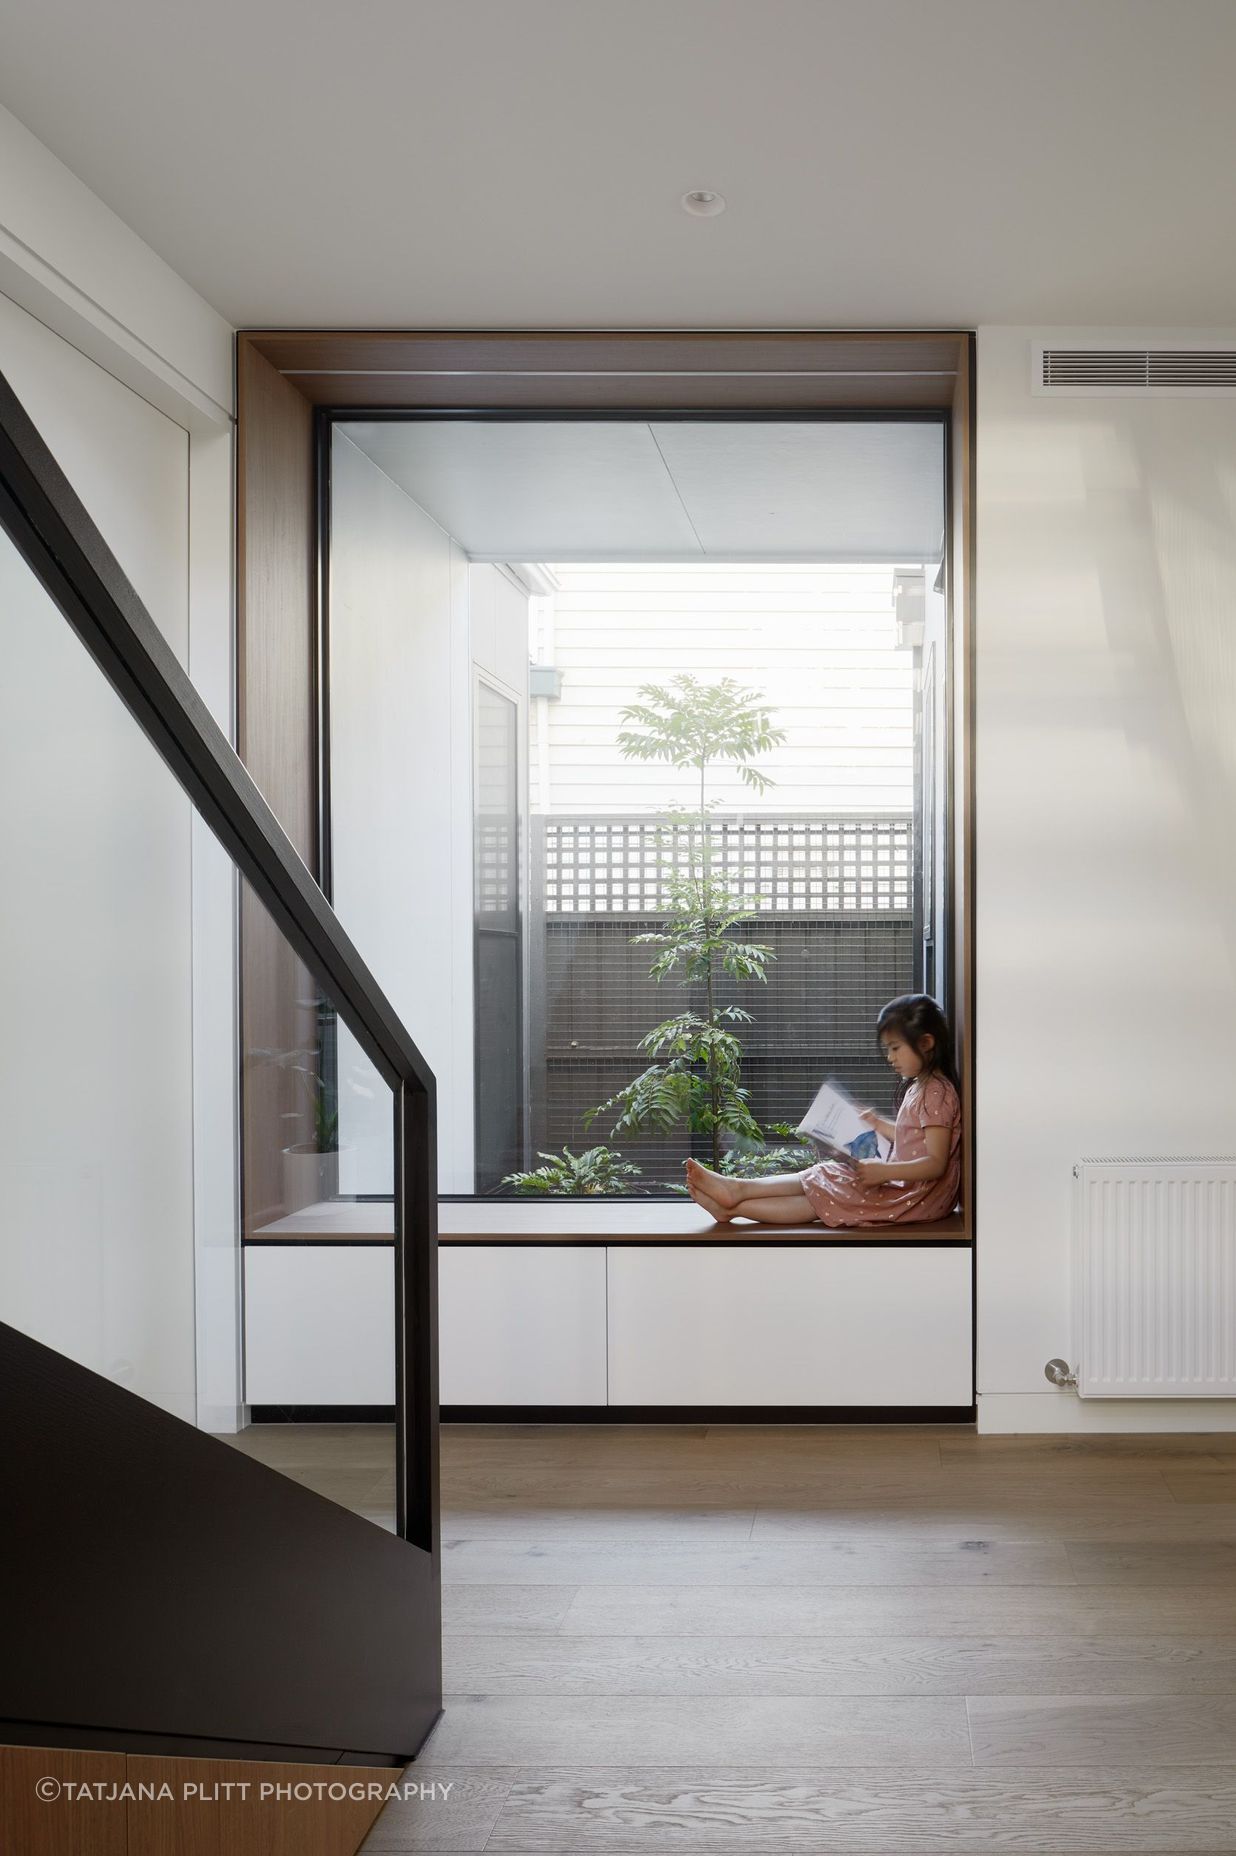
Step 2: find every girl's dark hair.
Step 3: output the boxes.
[875,993,958,1100]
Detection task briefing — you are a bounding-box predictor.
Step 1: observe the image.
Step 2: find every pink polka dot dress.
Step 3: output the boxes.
[801,1072,962,1228]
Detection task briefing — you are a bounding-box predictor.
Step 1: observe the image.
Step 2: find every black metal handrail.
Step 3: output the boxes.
[0,366,437,1551]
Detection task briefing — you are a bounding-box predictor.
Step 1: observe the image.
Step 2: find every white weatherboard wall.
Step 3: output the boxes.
[975,325,1236,1432]
[329,432,475,1191]
[531,563,913,815]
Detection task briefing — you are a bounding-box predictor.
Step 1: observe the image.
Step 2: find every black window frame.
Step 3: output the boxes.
[315,406,954,1204]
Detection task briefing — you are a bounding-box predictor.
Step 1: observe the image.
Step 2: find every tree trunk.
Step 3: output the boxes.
[705,946,720,1169]
[698,756,721,1169]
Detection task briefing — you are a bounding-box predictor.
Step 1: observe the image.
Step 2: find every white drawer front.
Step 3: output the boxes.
[607,1246,972,1406]
[244,1246,396,1405]
[244,1240,970,1410]
[439,1246,608,1405]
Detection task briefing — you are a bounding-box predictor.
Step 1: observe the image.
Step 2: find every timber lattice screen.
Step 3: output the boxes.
[539,815,912,917]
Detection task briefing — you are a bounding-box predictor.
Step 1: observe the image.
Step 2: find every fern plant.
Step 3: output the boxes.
[730,1122,817,1174]
[587,675,786,1171]
[502,1145,643,1197]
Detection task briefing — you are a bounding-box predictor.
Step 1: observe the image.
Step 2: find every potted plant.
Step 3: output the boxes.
[251,998,346,1212]
[280,1065,341,1210]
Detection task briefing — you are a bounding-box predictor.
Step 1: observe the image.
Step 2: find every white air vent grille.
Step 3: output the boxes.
[1033,345,1236,397]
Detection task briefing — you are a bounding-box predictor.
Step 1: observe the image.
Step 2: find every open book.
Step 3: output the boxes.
[797,1077,892,1170]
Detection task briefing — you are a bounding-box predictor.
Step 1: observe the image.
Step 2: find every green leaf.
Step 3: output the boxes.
[617,675,786,780]
[589,672,787,1172]
[502,1146,644,1197]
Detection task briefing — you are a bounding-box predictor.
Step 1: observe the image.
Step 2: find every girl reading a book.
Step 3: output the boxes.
[685,994,961,1228]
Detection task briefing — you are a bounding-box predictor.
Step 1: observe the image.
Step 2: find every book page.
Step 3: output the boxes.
[797,1077,892,1164]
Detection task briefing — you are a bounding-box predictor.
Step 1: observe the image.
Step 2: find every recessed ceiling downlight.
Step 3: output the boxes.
[681,189,726,217]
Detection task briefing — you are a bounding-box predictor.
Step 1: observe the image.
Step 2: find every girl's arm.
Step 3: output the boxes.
[859,1107,897,1142]
[856,1124,950,1186]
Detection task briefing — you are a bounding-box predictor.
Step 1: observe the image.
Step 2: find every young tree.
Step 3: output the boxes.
[586,675,786,1171]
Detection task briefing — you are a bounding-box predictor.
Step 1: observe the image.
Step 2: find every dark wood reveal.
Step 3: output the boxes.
[234,328,975,1238]
[236,341,319,1233]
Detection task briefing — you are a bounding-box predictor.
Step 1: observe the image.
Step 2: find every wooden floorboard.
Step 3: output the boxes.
[438,1538,1077,1587]
[222,1422,1236,1853]
[1067,1541,1236,1583]
[745,1504,1236,1542]
[442,1585,578,1634]
[552,1583,1236,1637]
[424,1695,970,1766]
[968,1693,1236,1766]
[1161,1467,1236,1502]
[439,1469,1183,1507]
[356,1767,514,1853]
[463,1765,1236,1850]
[444,1507,760,1541]
[443,1631,1236,1696]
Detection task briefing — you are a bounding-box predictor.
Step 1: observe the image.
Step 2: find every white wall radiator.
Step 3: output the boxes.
[1073,1160,1236,1397]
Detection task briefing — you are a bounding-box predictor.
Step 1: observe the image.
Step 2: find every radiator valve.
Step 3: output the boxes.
[1043,1358,1078,1388]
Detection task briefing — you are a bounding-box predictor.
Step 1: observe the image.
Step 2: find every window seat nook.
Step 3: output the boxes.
[243,1201,973,1414]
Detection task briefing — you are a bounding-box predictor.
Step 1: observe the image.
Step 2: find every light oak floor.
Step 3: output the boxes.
[231,1422,1236,1852]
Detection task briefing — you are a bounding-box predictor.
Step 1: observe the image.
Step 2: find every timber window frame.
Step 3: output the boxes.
[236,330,975,1239]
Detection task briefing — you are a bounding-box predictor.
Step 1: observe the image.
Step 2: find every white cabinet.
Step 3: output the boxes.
[439,1246,607,1405]
[244,1246,395,1405]
[243,1241,972,1410]
[607,1246,973,1407]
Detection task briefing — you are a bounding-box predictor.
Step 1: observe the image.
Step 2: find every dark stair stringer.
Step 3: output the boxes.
[0,1320,441,1762]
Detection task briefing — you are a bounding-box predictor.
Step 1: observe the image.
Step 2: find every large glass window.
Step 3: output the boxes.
[325,417,948,1200]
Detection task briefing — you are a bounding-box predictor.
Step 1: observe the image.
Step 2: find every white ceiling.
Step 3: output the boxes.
[2,0,1236,329]
[341,419,945,561]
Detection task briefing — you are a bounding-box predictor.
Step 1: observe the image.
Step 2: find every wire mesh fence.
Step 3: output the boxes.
[518,813,916,1193]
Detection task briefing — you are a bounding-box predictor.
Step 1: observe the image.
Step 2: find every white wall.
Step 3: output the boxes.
[0,125,238,1428]
[187,420,242,1431]
[0,292,197,1421]
[975,325,1236,1432]
[0,101,232,426]
[329,432,476,1192]
[329,443,536,1195]
[920,576,949,998]
[472,562,532,696]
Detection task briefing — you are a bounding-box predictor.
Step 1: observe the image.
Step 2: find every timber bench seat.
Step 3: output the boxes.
[253,1200,969,1245]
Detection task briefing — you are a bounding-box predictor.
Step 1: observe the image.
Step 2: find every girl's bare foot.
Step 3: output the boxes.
[692,1185,733,1224]
[684,1157,740,1210]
